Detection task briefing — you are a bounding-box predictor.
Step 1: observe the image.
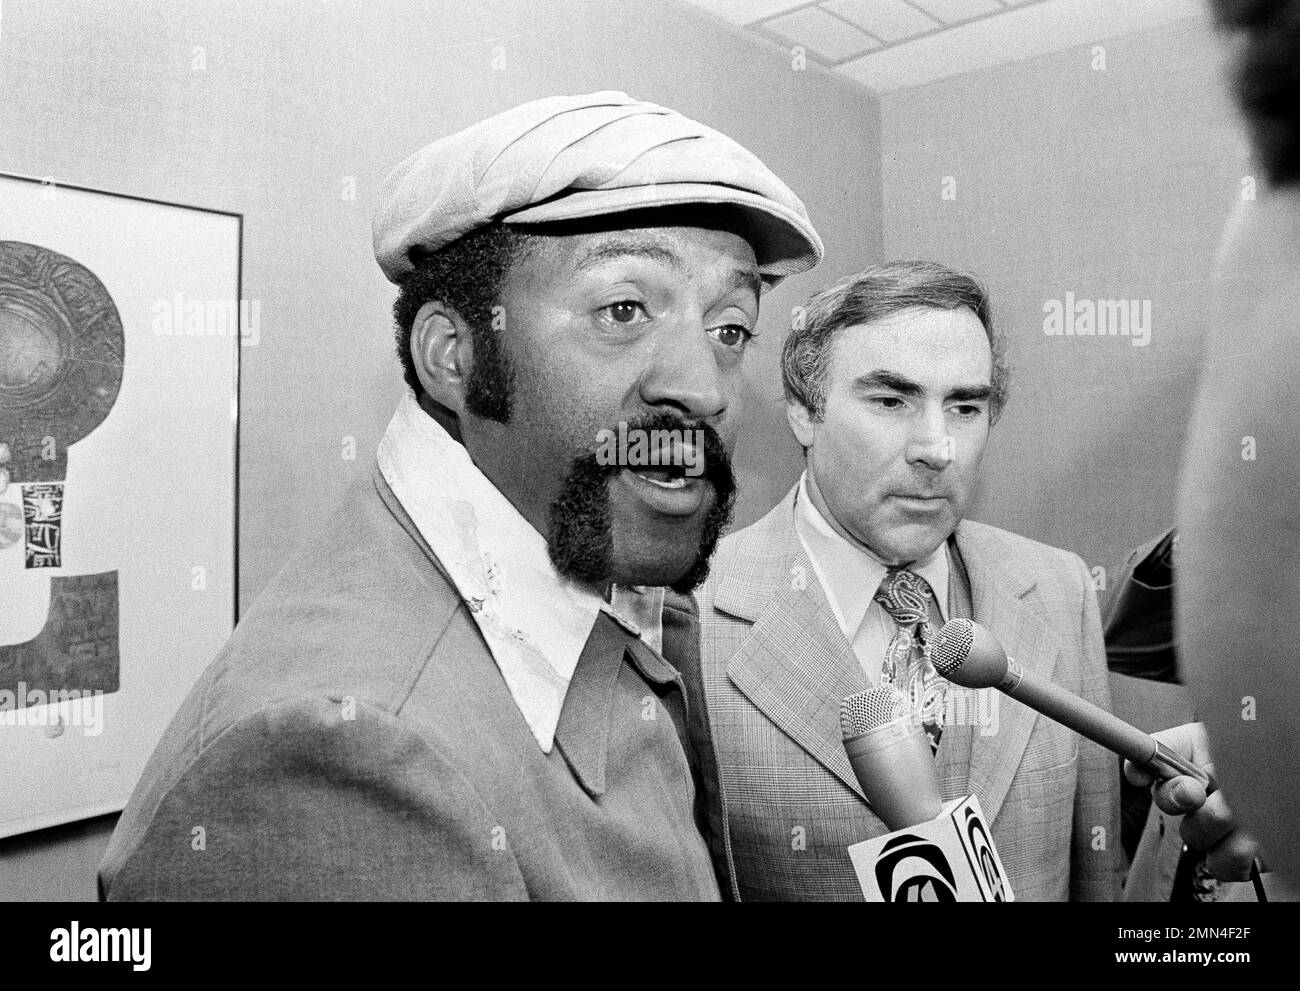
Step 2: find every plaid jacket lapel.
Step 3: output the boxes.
[955,521,1063,825]
[714,487,870,799]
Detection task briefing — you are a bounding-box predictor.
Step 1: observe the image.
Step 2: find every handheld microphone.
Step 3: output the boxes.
[841,683,1014,901]
[840,685,943,828]
[930,618,1270,901]
[929,619,1215,789]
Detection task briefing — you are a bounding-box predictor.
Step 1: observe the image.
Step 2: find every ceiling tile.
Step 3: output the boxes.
[676,0,1204,94]
[910,0,1004,25]
[681,0,809,26]
[825,0,941,42]
[838,0,1203,93]
[765,6,881,61]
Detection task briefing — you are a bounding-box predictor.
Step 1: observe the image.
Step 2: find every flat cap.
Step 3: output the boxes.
[372,91,823,287]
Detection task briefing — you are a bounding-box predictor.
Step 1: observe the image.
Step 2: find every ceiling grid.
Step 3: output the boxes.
[678,0,1203,92]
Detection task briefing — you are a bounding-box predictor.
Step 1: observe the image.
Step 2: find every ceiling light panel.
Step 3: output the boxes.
[764,5,882,61]
[824,0,941,42]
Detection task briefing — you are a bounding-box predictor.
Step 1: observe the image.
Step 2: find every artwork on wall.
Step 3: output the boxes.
[0,173,242,838]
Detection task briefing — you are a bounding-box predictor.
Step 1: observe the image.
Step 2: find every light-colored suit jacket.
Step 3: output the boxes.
[686,484,1122,901]
[98,467,719,901]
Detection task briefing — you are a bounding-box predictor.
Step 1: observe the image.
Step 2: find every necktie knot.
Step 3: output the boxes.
[873,568,935,628]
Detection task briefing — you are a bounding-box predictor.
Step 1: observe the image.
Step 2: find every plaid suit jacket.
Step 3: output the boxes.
[685,484,1122,901]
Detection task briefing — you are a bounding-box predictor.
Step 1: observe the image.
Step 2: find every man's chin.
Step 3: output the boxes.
[871,526,955,566]
[609,529,712,591]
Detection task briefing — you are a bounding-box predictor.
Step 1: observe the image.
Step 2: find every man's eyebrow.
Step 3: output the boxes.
[946,384,993,403]
[573,239,685,275]
[853,370,923,395]
[572,239,762,301]
[722,265,762,301]
[852,370,992,403]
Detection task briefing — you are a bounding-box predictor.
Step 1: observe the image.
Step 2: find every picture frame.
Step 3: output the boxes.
[0,172,242,838]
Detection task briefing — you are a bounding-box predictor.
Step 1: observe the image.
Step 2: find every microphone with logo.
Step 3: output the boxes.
[840,684,1013,901]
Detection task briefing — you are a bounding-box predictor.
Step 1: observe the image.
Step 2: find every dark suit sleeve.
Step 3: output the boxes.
[100,698,529,901]
[1070,555,1125,901]
[662,592,735,901]
[1102,530,1179,683]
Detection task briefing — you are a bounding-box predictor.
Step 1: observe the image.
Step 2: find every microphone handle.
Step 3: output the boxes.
[843,717,944,829]
[998,657,1262,899]
[996,656,1214,790]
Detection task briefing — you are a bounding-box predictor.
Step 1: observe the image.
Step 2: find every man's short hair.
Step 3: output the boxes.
[1211,0,1300,189]
[781,259,1009,424]
[391,224,533,422]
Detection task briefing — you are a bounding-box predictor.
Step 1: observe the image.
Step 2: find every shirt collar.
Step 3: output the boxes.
[377,392,661,753]
[793,472,949,634]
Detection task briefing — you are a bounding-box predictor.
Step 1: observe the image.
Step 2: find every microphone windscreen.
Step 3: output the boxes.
[929,618,975,676]
[840,684,942,828]
[840,684,912,740]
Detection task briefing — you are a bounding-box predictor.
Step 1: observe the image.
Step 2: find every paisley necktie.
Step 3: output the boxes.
[873,567,947,750]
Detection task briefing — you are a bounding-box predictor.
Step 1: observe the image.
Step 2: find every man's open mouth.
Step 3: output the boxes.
[630,464,693,489]
[620,464,710,518]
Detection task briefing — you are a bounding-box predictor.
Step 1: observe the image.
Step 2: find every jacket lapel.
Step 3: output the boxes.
[955,521,1063,825]
[715,487,870,799]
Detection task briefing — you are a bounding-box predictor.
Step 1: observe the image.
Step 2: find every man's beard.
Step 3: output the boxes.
[545,412,736,594]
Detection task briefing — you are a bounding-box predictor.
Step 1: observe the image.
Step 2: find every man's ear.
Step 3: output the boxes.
[409,301,474,414]
[785,400,817,449]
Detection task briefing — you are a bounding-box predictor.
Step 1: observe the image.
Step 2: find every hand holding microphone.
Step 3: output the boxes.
[930,618,1262,888]
[1123,722,1262,884]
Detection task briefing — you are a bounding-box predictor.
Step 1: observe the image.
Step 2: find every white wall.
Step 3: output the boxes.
[879,15,1242,588]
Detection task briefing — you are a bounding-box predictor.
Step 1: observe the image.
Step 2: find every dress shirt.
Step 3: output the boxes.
[377,391,662,752]
[793,472,949,684]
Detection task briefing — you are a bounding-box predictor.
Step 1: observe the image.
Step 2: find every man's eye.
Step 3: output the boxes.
[951,405,983,418]
[602,301,647,324]
[873,396,906,410]
[710,325,753,349]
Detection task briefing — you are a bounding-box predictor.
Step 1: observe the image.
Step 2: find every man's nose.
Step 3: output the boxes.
[637,324,729,423]
[907,407,955,470]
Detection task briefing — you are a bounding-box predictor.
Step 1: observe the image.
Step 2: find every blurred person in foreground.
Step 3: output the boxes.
[1143,0,1300,891]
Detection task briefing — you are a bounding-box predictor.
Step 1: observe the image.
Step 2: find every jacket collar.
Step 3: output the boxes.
[378,466,684,800]
[374,392,659,755]
[553,612,681,798]
[952,522,1061,823]
[716,485,871,798]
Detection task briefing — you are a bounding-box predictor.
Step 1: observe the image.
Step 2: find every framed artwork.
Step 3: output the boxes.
[0,173,242,838]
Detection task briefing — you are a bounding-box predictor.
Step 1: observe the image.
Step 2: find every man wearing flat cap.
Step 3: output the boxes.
[98,92,822,900]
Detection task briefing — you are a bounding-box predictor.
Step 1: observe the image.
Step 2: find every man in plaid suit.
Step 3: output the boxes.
[685,261,1122,901]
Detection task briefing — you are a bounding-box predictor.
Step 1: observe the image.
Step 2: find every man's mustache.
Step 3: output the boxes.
[587,412,736,498]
